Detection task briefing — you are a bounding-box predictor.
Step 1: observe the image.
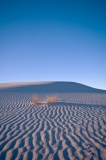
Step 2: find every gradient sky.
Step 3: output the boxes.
[0,0,106,89]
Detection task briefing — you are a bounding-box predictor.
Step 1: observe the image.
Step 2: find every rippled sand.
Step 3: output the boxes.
[0,91,106,160]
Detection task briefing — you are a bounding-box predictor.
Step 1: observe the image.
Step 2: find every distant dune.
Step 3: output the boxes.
[0,81,106,93]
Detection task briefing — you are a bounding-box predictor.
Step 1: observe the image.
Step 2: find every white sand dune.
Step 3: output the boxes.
[0,82,106,160]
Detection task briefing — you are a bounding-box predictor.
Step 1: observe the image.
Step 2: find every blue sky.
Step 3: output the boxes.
[0,0,106,90]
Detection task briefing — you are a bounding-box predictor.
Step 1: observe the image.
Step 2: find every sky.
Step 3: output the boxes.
[0,0,106,90]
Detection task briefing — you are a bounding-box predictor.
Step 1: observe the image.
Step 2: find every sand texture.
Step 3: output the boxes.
[0,82,106,160]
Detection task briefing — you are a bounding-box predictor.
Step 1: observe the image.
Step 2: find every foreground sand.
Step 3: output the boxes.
[0,89,106,160]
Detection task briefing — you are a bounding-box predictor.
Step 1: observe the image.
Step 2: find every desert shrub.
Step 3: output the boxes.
[31,95,40,104]
[46,96,58,104]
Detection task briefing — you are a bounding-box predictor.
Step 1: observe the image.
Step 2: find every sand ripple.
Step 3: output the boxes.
[0,92,106,160]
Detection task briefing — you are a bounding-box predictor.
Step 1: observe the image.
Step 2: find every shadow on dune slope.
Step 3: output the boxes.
[0,82,106,93]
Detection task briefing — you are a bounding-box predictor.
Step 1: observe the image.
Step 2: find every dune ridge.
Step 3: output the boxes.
[0,82,106,160]
[0,81,106,93]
